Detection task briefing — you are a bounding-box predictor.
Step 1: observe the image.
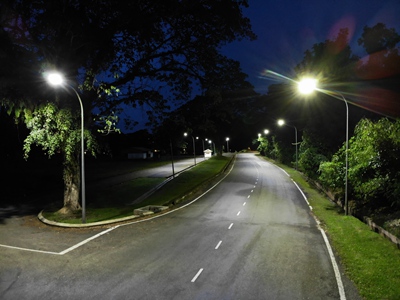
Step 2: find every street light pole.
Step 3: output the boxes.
[226,137,230,153]
[184,133,196,166]
[169,139,175,178]
[298,78,349,215]
[201,138,205,160]
[72,87,86,223]
[46,72,86,223]
[278,119,298,170]
[340,94,349,216]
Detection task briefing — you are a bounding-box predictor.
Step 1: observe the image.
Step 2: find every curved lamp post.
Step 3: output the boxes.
[46,72,86,223]
[277,119,298,171]
[298,78,349,215]
[208,139,215,155]
[184,132,196,166]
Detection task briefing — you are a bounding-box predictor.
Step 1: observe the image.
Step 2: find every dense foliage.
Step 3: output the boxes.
[319,118,400,213]
[0,0,255,212]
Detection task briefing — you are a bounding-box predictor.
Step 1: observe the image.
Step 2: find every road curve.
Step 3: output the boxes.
[0,153,361,299]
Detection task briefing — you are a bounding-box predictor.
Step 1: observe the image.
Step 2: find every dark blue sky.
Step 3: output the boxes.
[222,0,400,94]
[129,0,400,131]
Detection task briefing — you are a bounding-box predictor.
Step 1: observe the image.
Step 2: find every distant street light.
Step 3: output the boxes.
[226,137,230,153]
[208,140,215,155]
[277,119,298,171]
[198,137,206,160]
[298,77,349,215]
[184,132,196,166]
[264,129,270,135]
[46,72,86,223]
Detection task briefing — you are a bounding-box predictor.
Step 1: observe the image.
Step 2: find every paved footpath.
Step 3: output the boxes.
[0,155,206,220]
[88,155,207,190]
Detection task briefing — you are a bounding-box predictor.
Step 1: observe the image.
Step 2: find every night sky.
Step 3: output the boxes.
[131,0,400,130]
[222,0,400,94]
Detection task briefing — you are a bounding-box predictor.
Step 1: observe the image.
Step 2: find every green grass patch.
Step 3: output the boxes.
[138,156,231,207]
[44,177,165,223]
[43,156,231,224]
[90,177,165,207]
[263,156,400,300]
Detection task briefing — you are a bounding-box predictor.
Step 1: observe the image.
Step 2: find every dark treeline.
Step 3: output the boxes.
[1,0,400,228]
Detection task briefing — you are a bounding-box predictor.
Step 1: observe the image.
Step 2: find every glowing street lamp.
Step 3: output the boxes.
[277,119,298,171]
[46,72,87,223]
[298,78,349,216]
[208,139,215,155]
[298,78,317,94]
[184,132,196,166]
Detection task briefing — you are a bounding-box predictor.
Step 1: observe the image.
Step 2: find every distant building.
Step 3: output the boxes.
[125,147,154,160]
[204,149,212,158]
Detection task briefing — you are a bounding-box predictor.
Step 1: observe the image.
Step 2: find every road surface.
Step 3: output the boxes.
[0,153,360,299]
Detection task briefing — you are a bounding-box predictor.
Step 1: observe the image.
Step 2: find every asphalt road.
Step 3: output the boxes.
[0,153,361,299]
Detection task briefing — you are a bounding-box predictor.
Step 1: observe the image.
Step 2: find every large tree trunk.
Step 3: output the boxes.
[58,154,81,214]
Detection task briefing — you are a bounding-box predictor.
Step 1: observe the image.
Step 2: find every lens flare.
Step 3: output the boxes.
[298,78,317,94]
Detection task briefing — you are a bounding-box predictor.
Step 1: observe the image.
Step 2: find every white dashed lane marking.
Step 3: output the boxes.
[191,268,204,282]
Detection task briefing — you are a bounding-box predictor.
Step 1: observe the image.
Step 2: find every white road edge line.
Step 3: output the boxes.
[215,240,222,250]
[191,268,204,282]
[291,180,311,208]
[0,244,60,255]
[59,226,119,255]
[291,177,346,300]
[317,220,346,300]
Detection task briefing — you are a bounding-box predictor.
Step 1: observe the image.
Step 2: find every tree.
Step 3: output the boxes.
[23,102,98,213]
[357,22,400,79]
[297,131,328,179]
[153,78,257,155]
[255,135,269,156]
[296,28,359,84]
[319,118,400,213]
[0,0,256,213]
[356,23,400,118]
[348,118,400,211]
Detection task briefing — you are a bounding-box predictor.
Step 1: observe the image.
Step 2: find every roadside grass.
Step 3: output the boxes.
[43,156,231,224]
[137,155,231,207]
[264,157,400,300]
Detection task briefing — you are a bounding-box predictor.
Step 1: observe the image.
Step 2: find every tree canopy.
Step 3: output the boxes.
[0,0,256,212]
[1,0,256,118]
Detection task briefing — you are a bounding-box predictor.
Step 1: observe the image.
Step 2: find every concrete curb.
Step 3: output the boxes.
[38,210,142,228]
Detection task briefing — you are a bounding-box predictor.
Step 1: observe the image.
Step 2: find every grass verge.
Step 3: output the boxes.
[137,155,231,207]
[265,157,400,300]
[43,156,231,224]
